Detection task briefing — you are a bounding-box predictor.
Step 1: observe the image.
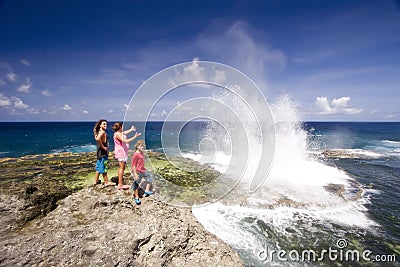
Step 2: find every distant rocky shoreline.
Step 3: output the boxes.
[0,152,243,266]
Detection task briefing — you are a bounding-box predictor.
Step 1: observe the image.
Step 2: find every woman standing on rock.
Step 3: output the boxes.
[112,122,141,190]
[93,119,114,186]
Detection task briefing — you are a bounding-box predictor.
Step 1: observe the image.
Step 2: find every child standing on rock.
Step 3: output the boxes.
[131,140,154,205]
[93,119,115,186]
[112,122,141,190]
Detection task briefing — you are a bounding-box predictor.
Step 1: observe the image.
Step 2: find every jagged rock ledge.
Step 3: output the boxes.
[0,185,243,266]
[0,152,243,266]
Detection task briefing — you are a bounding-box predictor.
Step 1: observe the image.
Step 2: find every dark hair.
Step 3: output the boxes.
[112,122,122,132]
[93,119,107,137]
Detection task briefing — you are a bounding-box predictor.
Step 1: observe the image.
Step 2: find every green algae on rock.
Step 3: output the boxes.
[0,150,235,215]
[145,151,235,206]
[0,152,118,188]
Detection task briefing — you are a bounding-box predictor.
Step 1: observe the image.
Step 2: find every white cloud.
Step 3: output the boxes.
[42,90,51,96]
[17,77,31,93]
[213,70,226,84]
[315,96,332,113]
[45,109,57,115]
[82,110,89,114]
[108,109,114,113]
[315,96,362,115]
[150,110,168,118]
[331,96,350,108]
[63,104,72,111]
[27,108,40,114]
[182,58,205,80]
[20,59,31,66]
[342,107,364,114]
[17,84,31,93]
[170,58,205,86]
[0,94,30,110]
[6,72,17,82]
[11,97,28,109]
[0,94,11,107]
[169,58,228,88]
[315,96,334,114]
[0,79,5,87]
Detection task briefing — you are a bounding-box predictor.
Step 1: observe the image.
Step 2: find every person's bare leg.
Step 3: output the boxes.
[145,183,151,192]
[103,173,109,184]
[134,189,139,199]
[118,161,126,187]
[93,171,100,185]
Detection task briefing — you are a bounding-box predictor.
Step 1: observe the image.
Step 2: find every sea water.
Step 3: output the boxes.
[190,99,400,266]
[0,117,399,266]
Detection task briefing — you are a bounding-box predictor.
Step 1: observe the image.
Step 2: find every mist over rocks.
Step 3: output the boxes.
[0,180,243,266]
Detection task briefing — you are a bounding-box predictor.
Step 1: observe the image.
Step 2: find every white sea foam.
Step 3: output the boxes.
[364,188,381,195]
[381,140,400,146]
[345,149,383,158]
[376,140,400,157]
[191,95,376,255]
[51,144,96,154]
[181,151,230,173]
[192,199,376,252]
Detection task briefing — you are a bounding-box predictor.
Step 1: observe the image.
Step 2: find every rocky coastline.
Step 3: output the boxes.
[0,152,243,266]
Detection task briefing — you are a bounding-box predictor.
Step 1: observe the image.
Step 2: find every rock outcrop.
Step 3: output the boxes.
[0,164,243,266]
[0,185,242,266]
[322,149,380,159]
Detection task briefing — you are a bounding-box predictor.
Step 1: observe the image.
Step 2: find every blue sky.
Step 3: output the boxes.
[0,0,399,121]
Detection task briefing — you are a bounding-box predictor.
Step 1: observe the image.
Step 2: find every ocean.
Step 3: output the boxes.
[0,120,399,266]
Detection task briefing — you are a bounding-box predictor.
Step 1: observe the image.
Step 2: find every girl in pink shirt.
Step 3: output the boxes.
[112,122,141,190]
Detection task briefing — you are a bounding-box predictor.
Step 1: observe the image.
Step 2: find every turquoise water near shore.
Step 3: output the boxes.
[0,121,399,266]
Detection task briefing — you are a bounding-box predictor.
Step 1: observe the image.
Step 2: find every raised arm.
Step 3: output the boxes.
[122,125,136,135]
[122,132,141,144]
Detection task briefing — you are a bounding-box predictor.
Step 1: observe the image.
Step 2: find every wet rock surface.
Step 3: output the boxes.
[0,152,243,266]
[322,149,371,159]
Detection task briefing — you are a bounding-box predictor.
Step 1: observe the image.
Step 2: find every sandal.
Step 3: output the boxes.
[118,184,130,190]
[134,198,141,205]
[92,180,102,186]
[144,191,154,196]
